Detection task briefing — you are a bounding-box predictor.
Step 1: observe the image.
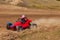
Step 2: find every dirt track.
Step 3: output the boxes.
[0,5,60,31]
[0,5,60,28]
[0,4,60,15]
[0,14,60,27]
[0,5,60,40]
[0,14,60,40]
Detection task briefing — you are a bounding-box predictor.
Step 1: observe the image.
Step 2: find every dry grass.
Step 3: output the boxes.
[0,25,60,40]
[0,15,60,40]
[0,0,60,9]
[0,0,60,39]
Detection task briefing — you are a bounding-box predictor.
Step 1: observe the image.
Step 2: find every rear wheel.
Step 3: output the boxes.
[6,24,10,30]
[6,22,12,30]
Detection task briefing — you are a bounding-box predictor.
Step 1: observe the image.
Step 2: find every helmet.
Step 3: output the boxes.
[21,15,26,18]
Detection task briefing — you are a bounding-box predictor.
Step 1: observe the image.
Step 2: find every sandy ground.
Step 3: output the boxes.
[0,4,60,15]
[0,5,60,32]
[0,14,60,28]
[0,15,60,40]
[0,5,60,40]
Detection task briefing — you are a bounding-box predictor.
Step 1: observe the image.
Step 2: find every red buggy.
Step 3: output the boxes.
[6,19,37,31]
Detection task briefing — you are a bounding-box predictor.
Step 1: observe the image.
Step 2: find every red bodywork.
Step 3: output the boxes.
[13,19,32,29]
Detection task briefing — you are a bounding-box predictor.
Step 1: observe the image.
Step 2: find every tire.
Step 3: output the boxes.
[6,22,12,30]
[6,24,10,30]
[30,23,37,28]
[16,26,23,32]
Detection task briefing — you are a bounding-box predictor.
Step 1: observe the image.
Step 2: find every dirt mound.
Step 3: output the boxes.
[0,30,21,40]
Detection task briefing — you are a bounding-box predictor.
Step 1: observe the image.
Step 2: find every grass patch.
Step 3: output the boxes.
[19,27,60,40]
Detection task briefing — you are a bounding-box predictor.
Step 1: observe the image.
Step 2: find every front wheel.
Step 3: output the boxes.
[30,23,37,28]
